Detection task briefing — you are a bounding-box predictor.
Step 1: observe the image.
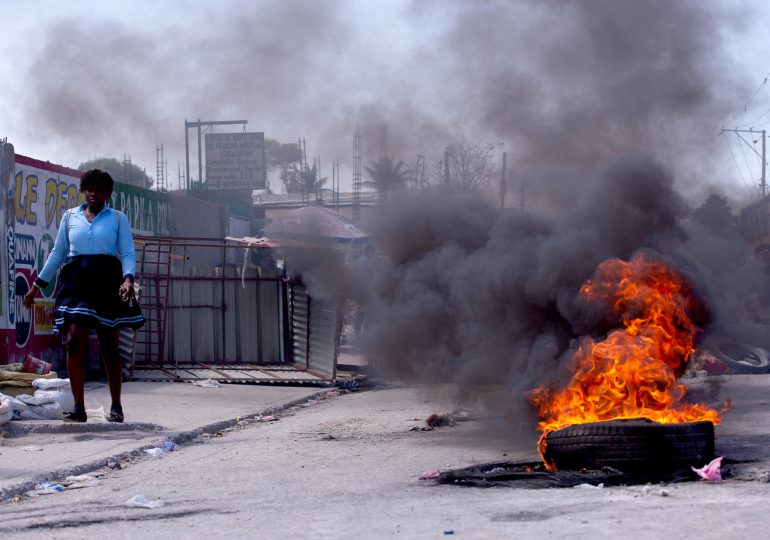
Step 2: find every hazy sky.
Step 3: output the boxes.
[2,0,770,203]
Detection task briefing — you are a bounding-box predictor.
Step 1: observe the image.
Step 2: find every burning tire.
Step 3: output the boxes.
[542,419,714,473]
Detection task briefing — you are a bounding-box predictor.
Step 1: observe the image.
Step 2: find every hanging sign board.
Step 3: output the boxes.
[205,132,266,189]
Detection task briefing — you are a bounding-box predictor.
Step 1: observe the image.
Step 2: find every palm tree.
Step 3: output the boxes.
[299,162,327,203]
[364,156,409,200]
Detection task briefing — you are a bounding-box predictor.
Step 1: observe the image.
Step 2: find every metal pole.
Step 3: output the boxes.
[444,149,450,185]
[197,119,202,191]
[184,120,190,192]
[500,152,507,208]
[763,130,767,197]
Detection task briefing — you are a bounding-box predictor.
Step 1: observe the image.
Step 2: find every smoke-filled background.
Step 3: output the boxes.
[0,0,765,197]
[3,0,770,431]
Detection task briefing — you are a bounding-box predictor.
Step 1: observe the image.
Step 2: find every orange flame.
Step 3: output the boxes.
[531,254,721,464]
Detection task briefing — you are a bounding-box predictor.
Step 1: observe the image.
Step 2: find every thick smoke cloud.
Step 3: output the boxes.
[362,155,698,429]
[17,1,762,436]
[19,0,744,196]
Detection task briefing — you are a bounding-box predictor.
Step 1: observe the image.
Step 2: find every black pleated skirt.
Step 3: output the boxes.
[54,255,145,332]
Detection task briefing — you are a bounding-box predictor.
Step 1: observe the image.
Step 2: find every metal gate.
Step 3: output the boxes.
[127,236,342,385]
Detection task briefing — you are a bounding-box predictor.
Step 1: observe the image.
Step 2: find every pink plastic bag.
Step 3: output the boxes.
[692,456,723,482]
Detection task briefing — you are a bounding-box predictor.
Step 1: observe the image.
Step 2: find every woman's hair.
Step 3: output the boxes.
[80,169,115,194]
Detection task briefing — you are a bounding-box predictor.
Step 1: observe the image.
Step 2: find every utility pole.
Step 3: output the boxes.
[500,152,507,208]
[720,127,767,197]
[184,119,247,193]
[444,149,450,185]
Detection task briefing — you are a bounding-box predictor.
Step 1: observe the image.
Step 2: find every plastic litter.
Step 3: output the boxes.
[14,378,75,420]
[192,379,221,388]
[144,448,166,458]
[22,446,43,452]
[64,475,101,489]
[0,396,13,425]
[22,354,52,375]
[159,441,179,452]
[574,483,604,489]
[692,456,723,482]
[35,482,65,492]
[418,471,441,480]
[125,495,165,509]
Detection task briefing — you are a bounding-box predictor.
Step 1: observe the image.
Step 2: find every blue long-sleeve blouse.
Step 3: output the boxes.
[35,205,136,287]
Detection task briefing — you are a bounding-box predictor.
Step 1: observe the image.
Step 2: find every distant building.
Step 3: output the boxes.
[740,195,770,248]
[251,189,378,224]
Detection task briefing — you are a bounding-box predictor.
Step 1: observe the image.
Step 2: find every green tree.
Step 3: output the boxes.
[364,155,409,199]
[299,162,327,202]
[78,157,153,189]
[265,139,302,193]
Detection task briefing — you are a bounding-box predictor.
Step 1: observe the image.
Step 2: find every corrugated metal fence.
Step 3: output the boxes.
[129,237,340,384]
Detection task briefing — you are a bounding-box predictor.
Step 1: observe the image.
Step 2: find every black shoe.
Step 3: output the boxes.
[107,405,124,423]
[63,405,87,423]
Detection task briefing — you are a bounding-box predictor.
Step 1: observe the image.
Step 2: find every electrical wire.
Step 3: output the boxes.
[737,133,756,180]
[738,107,770,129]
[725,72,770,127]
[724,133,751,188]
[736,132,763,160]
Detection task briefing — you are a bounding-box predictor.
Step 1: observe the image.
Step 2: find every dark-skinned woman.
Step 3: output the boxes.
[23,169,144,423]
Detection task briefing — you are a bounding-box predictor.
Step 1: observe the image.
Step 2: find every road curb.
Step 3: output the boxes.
[0,389,331,502]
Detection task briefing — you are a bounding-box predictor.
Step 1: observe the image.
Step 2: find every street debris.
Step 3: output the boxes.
[5,378,76,420]
[425,408,473,428]
[107,461,124,470]
[573,483,604,489]
[239,415,279,425]
[144,441,180,457]
[126,494,165,509]
[160,441,180,452]
[0,395,12,425]
[26,482,66,496]
[22,446,43,452]
[692,456,723,482]
[63,474,101,489]
[418,471,441,480]
[640,486,669,497]
[192,379,221,388]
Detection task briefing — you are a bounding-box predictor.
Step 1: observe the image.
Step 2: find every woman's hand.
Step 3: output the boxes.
[22,286,38,309]
[119,279,135,301]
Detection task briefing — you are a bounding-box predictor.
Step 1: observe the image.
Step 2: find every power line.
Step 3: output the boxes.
[736,132,762,161]
[725,72,770,127]
[724,133,750,187]
[738,107,770,129]
[737,132,755,176]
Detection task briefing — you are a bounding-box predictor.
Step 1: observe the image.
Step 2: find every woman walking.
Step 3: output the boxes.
[23,169,144,423]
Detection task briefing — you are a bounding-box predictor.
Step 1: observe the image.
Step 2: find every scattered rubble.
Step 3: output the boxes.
[425,408,473,428]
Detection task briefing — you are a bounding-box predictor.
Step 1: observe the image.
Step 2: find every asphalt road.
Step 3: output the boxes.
[0,380,769,539]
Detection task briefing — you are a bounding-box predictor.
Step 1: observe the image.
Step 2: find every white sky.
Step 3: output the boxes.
[1,0,770,203]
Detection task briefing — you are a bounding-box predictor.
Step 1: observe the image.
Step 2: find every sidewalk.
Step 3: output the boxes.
[0,381,325,500]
